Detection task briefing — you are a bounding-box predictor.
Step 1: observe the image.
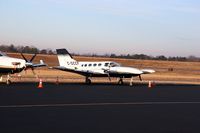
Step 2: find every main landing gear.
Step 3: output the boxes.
[118,77,124,85]
[118,76,141,86]
[85,77,91,84]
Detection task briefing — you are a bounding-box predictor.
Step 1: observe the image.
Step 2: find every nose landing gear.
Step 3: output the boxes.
[6,74,11,85]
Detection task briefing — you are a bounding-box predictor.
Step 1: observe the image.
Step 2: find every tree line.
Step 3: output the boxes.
[109,54,200,62]
[0,44,200,62]
[0,44,54,54]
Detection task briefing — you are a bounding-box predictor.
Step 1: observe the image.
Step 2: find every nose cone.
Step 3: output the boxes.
[128,68,143,75]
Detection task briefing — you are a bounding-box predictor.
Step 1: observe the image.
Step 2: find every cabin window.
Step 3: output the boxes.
[98,63,102,66]
[89,64,92,67]
[93,64,97,67]
[84,64,87,67]
[81,64,84,67]
[105,63,109,67]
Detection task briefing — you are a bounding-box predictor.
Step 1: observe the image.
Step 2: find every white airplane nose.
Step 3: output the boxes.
[129,68,143,75]
[111,67,143,75]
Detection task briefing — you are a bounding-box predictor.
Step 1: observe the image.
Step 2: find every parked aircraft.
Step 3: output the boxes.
[0,52,46,84]
[51,49,155,85]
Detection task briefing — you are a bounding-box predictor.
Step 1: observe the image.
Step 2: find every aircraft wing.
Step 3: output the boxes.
[50,66,155,77]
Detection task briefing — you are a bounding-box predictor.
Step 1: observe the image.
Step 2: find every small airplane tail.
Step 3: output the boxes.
[56,49,78,67]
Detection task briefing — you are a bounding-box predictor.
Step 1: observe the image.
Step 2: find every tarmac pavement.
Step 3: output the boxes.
[0,83,200,133]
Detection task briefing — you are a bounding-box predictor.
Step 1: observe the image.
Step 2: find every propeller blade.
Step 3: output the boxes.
[139,75,142,81]
[30,54,37,62]
[21,53,28,62]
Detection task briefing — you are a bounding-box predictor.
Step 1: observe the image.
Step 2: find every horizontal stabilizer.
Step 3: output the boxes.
[31,60,47,68]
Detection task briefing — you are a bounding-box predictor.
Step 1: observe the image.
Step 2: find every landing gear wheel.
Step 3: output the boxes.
[129,77,134,86]
[85,78,91,84]
[118,78,124,85]
[6,80,11,85]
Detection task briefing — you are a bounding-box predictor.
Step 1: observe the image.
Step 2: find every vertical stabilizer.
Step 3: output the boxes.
[56,49,77,67]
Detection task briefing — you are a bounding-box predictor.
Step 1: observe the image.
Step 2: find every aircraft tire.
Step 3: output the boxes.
[85,78,92,84]
[6,80,11,85]
[118,79,124,85]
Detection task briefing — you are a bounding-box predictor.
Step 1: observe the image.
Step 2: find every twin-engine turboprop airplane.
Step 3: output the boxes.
[0,52,46,84]
[51,49,155,85]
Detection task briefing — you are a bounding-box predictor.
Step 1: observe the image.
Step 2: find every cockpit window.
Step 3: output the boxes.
[0,54,2,56]
[110,62,120,67]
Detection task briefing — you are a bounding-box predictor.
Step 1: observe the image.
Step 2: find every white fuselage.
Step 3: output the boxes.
[56,51,155,78]
[60,60,143,77]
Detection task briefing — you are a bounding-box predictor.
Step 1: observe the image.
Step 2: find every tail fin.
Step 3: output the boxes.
[56,49,78,67]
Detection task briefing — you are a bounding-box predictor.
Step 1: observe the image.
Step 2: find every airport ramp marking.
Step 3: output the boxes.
[1,101,200,108]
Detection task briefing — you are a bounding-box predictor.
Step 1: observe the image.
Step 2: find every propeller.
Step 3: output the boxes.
[21,53,38,78]
[31,67,38,79]
[30,54,37,62]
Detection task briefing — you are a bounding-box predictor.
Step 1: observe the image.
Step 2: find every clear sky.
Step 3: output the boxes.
[0,0,200,56]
